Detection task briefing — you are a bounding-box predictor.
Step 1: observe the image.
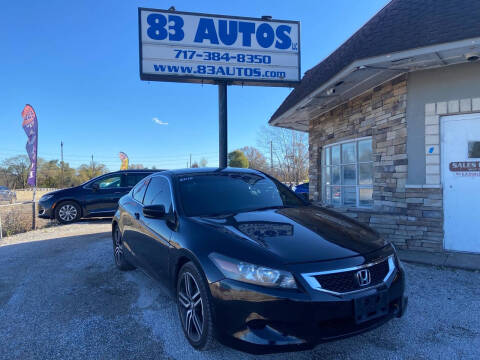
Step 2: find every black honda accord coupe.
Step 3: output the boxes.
[112,168,407,354]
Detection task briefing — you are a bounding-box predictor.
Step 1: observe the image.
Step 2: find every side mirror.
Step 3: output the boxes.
[92,183,99,191]
[143,204,166,219]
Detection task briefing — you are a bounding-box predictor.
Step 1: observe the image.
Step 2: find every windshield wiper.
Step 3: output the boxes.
[199,212,237,218]
[244,205,291,213]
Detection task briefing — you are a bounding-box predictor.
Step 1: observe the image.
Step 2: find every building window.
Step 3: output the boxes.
[468,141,480,158]
[322,138,373,207]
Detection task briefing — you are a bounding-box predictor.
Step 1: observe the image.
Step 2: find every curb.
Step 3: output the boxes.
[398,249,480,271]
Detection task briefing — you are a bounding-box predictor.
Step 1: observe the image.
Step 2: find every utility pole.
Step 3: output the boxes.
[189,154,192,168]
[270,140,273,172]
[91,154,95,177]
[60,141,64,188]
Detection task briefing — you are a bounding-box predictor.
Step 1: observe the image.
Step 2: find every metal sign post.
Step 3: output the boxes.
[218,82,228,168]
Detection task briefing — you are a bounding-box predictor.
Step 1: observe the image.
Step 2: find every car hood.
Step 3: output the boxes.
[192,206,385,264]
[41,186,82,198]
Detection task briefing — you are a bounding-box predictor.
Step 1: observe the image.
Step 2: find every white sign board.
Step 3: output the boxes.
[138,8,300,86]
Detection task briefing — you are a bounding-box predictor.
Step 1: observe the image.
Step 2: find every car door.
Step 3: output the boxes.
[129,176,174,285]
[84,174,128,215]
[121,177,151,266]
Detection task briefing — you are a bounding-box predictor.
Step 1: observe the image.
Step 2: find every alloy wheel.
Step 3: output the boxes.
[178,272,204,342]
[114,228,123,265]
[58,204,77,222]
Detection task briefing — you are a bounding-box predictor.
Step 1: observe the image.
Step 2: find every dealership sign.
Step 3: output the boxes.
[449,161,480,176]
[449,161,480,171]
[138,8,300,86]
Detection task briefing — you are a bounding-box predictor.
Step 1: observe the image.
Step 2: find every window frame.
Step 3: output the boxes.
[132,177,151,204]
[322,136,373,208]
[91,174,123,190]
[125,172,151,188]
[142,175,175,213]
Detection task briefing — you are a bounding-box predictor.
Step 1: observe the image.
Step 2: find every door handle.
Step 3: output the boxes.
[134,212,140,220]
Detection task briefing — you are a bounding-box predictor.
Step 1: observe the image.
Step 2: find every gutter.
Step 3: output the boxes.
[270,37,480,128]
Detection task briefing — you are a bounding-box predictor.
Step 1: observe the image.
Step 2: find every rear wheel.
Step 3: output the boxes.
[177,262,215,350]
[113,226,135,271]
[55,201,81,224]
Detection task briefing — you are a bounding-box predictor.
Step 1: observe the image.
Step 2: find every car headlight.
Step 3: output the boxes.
[209,253,297,289]
[40,194,54,201]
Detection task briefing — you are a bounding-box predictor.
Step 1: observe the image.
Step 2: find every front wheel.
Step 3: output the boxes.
[55,201,81,224]
[112,226,135,271]
[177,262,216,350]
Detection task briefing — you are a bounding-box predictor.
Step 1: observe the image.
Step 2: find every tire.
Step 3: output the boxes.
[112,226,135,271]
[177,262,216,351]
[55,201,81,224]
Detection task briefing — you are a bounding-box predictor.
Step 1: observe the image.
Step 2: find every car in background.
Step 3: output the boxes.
[0,186,17,204]
[39,170,162,223]
[294,182,309,199]
[112,168,406,354]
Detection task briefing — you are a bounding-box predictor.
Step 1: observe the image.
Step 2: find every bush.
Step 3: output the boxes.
[0,207,32,237]
[0,204,52,238]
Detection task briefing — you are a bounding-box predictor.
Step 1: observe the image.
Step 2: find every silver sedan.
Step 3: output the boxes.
[0,186,17,204]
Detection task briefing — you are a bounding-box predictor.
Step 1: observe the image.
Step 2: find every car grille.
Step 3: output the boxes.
[312,258,390,294]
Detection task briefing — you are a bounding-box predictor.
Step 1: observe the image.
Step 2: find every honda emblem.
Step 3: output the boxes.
[356,269,371,286]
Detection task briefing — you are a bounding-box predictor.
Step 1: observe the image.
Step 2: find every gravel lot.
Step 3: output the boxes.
[0,222,479,360]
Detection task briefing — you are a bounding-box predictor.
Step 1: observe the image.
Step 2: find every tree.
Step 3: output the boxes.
[1,156,30,189]
[191,162,199,168]
[77,162,108,183]
[62,162,78,187]
[37,159,61,188]
[199,157,208,167]
[0,154,111,189]
[240,146,268,172]
[257,126,308,183]
[129,164,145,169]
[228,150,249,168]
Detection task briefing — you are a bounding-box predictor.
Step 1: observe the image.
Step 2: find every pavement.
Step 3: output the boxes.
[0,221,479,360]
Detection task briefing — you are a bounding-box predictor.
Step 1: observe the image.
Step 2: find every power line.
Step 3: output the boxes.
[0,147,219,160]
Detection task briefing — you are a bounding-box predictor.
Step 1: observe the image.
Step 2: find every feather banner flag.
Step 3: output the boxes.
[119,152,129,170]
[21,104,38,187]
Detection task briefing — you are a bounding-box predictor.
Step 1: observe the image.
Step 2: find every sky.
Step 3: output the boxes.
[0,0,389,170]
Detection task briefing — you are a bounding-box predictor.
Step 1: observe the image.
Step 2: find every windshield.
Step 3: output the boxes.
[177,172,305,217]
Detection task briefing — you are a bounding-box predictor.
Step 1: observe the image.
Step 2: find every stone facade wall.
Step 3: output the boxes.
[308,74,444,252]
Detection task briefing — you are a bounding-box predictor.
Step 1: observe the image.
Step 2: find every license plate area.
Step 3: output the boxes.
[354,291,389,324]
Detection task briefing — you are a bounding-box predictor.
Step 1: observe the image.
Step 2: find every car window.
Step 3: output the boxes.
[125,173,150,188]
[132,178,150,203]
[143,177,172,212]
[93,175,122,189]
[177,173,304,217]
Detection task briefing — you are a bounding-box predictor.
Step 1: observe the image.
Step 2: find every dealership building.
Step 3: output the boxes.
[270,0,480,254]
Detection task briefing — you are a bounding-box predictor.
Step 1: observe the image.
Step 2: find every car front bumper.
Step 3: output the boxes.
[38,198,55,219]
[208,259,406,354]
